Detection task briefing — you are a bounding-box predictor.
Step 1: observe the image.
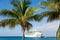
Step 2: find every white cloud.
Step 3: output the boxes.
[0,25,22,36]
[31,21,60,37]
[0,20,60,37]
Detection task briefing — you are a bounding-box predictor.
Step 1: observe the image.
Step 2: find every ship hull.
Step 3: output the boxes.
[25,31,42,37]
[25,33,42,37]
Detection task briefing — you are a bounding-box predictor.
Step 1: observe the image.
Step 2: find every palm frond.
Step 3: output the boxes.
[24,7,34,16]
[39,0,60,22]
[27,14,43,21]
[33,14,43,21]
[11,0,31,16]
[11,0,22,11]
[0,9,19,18]
[11,0,23,16]
[39,10,60,22]
[21,0,31,15]
[39,2,56,9]
[25,22,32,31]
[47,12,60,22]
[21,0,30,10]
[24,6,40,17]
[47,0,60,3]
[40,10,60,22]
[40,11,56,16]
[0,19,19,28]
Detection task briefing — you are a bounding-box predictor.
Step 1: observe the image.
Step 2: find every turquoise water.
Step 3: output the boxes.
[0,37,59,40]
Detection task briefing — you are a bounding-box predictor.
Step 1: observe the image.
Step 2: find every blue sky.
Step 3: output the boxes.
[0,0,60,37]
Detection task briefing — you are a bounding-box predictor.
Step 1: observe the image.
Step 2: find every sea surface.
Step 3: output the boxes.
[0,36,60,40]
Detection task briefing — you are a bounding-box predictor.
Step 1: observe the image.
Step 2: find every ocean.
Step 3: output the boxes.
[0,36,59,40]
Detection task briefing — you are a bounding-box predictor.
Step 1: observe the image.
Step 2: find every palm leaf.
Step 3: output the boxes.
[24,7,34,16]
[11,0,22,11]
[47,12,60,22]
[26,14,43,21]
[25,22,32,31]
[47,0,60,3]
[40,10,56,16]
[21,0,30,10]
[40,10,60,22]
[11,0,23,16]
[39,2,56,9]
[0,19,19,28]
[24,6,40,17]
[0,9,19,18]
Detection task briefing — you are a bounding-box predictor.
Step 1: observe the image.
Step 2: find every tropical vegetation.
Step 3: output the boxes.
[0,0,41,40]
[0,0,60,40]
[39,0,60,37]
[57,25,60,38]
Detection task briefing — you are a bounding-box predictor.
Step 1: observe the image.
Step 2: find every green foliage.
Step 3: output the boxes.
[0,0,41,31]
[25,22,32,31]
[47,0,60,3]
[39,0,60,21]
[39,0,60,38]
[0,9,19,18]
[0,19,19,28]
[56,25,60,38]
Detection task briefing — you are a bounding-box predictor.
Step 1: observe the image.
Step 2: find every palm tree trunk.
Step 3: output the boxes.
[56,27,60,40]
[22,29,25,40]
[56,25,60,38]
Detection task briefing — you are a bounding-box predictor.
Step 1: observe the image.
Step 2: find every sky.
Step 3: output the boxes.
[0,0,60,37]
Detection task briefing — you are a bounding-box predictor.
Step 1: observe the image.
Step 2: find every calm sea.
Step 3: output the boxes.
[0,36,60,40]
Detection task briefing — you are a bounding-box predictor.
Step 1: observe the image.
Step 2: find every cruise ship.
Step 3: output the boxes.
[25,30,42,37]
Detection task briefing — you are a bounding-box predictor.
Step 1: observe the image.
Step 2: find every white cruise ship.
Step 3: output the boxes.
[25,30,42,37]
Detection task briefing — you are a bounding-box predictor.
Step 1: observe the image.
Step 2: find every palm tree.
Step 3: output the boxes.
[0,0,41,40]
[39,0,60,37]
[56,25,60,38]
